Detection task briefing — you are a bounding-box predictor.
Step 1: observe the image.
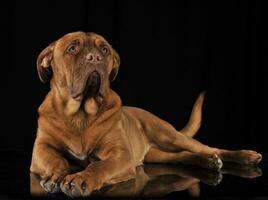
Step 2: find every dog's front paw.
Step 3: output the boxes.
[60,172,95,197]
[40,173,66,193]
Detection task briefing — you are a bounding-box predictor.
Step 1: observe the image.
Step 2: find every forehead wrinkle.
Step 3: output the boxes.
[93,37,111,50]
[55,37,84,54]
[83,37,103,51]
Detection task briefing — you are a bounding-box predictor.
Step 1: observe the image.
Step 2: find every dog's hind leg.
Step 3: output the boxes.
[148,91,262,165]
[151,129,262,165]
[144,147,223,171]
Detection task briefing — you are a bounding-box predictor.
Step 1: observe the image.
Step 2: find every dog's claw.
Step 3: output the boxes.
[40,173,65,194]
[61,173,91,197]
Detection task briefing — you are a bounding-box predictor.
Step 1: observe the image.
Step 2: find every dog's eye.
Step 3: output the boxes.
[67,45,79,54]
[101,47,108,54]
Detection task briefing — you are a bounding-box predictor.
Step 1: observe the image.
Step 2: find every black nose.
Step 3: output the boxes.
[86,52,103,64]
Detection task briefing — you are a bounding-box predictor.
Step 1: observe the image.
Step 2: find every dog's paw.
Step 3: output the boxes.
[194,153,223,171]
[60,172,93,197]
[40,173,66,193]
[203,154,223,171]
[236,150,262,165]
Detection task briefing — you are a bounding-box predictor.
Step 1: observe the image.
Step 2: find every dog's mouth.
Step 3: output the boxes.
[72,71,101,102]
[83,71,102,101]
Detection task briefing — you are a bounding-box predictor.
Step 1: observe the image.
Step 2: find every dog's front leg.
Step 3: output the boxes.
[60,147,135,197]
[30,140,70,193]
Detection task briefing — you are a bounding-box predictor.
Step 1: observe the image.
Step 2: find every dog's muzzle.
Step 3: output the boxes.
[71,71,101,101]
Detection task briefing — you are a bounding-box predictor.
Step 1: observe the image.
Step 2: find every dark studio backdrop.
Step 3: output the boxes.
[0,0,267,196]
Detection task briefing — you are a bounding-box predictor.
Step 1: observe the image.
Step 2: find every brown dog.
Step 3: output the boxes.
[30,31,262,197]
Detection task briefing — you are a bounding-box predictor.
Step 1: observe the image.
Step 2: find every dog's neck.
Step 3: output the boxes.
[39,85,122,133]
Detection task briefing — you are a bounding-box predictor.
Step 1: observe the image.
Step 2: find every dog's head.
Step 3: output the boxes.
[37,32,120,106]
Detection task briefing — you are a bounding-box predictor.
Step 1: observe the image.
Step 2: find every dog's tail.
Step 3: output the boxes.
[179,92,205,138]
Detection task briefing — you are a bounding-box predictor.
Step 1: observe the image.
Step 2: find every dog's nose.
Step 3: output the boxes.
[86,52,103,64]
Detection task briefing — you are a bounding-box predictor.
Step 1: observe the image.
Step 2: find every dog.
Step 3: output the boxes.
[30,31,262,197]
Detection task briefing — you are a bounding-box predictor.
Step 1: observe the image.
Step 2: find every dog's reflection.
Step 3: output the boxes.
[30,163,262,197]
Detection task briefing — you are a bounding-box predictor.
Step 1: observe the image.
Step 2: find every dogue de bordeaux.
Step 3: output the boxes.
[30,31,262,197]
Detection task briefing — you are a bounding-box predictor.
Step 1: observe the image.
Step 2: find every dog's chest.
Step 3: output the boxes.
[68,149,88,161]
[64,127,100,162]
[67,148,99,163]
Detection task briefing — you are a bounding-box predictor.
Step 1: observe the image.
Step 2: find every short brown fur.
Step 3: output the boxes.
[31,32,262,197]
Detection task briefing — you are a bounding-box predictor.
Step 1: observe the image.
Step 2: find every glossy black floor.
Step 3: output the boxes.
[0,150,267,199]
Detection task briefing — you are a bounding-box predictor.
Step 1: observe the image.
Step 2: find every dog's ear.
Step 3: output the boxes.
[36,42,55,83]
[110,48,120,82]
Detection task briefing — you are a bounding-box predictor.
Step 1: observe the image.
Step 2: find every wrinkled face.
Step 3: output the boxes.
[37,32,120,104]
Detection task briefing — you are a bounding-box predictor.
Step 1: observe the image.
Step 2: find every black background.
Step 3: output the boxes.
[0,0,267,197]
